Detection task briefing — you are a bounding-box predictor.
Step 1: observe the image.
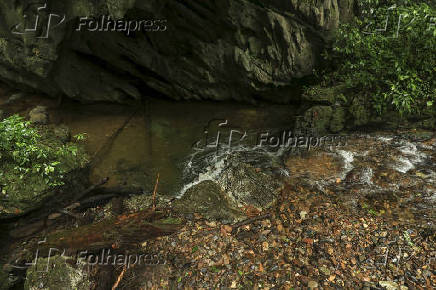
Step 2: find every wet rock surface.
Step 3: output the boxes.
[172,180,243,222]
[215,158,283,209]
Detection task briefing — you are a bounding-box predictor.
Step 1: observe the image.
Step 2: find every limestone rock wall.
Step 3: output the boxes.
[0,0,356,102]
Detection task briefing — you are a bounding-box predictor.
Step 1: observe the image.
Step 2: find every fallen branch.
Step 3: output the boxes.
[152,173,160,211]
[6,208,183,269]
[231,213,271,234]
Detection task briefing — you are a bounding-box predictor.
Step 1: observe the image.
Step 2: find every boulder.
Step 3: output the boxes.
[215,158,283,209]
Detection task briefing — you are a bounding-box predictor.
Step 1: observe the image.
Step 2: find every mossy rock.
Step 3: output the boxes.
[216,159,283,209]
[172,180,243,221]
[301,84,347,105]
[302,105,333,135]
[24,255,90,290]
[329,106,346,133]
[348,96,370,127]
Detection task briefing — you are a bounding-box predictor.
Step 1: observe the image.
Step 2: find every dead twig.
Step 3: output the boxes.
[152,173,160,211]
[111,265,127,290]
[231,213,272,234]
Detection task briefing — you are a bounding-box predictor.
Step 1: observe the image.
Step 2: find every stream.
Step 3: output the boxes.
[0,90,435,289]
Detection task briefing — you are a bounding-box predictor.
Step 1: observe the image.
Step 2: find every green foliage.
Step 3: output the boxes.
[0,115,88,195]
[325,0,435,115]
[73,133,88,142]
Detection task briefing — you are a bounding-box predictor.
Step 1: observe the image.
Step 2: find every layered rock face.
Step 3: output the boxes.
[0,0,356,103]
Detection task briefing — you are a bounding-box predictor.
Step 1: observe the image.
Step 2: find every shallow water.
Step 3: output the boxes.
[45,98,299,195]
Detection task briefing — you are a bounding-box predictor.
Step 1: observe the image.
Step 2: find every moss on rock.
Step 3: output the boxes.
[329,106,346,133]
[302,105,333,135]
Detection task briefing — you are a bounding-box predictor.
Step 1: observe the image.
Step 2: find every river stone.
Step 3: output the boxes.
[29,105,49,124]
[378,281,401,290]
[308,280,319,289]
[53,124,71,143]
[215,157,283,209]
[172,180,242,221]
[24,255,91,290]
[0,0,356,103]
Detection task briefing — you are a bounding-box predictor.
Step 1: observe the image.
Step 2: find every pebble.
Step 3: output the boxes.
[320,265,330,276]
[308,280,318,289]
[300,210,308,220]
[379,281,401,290]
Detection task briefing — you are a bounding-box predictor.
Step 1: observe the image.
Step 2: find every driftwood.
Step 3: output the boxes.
[6,208,182,270]
[41,209,181,252]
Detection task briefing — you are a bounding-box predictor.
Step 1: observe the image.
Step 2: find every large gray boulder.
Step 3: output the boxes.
[0,0,356,103]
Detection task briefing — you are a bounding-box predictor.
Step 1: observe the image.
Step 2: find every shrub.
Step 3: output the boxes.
[0,115,88,196]
[324,0,435,115]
